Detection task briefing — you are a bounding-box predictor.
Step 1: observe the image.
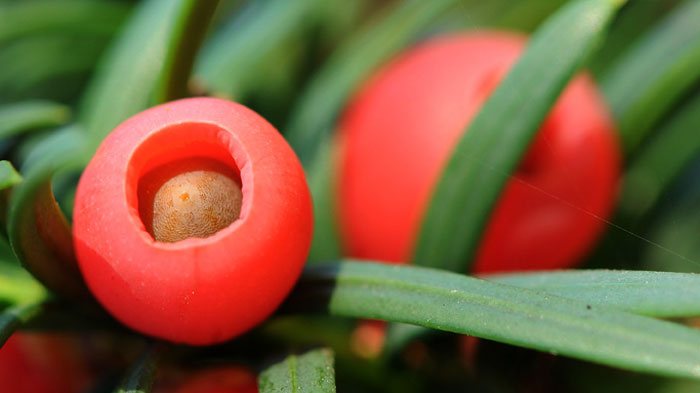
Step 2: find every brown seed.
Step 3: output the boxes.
[139,158,242,243]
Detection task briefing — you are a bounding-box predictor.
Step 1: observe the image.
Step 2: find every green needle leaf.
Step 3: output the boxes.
[307,139,342,263]
[7,130,88,299]
[588,0,681,76]
[0,270,46,309]
[0,302,43,348]
[619,89,700,220]
[0,0,131,44]
[285,0,461,167]
[0,161,21,191]
[288,261,700,379]
[483,269,700,318]
[259,349,336,393]
[195,0,320,98]
[115,344,162,393]
[601,0,700,155]
[386,267,700,356]
[0,34,110,103]
[492,0,568,32]
[0,101,70,140]
[642,200,700,273]
[413,0,621,273]
[153,0,219,102]
[79,0,220,150]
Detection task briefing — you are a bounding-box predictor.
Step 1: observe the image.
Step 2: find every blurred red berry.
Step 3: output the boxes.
[73,97,313,345]
[166,366,258,393]
[338,31,620,272]
[0,333,91,393]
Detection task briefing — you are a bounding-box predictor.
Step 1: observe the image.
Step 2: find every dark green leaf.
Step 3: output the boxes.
[0,302,43,348]
[79,0,219,150]
[114,345,161,393]
[601,0,700,154]
[483,269,700,318]
[285,0,460,167]
[619,89,700,220]
[589,0,682,76]
[307,139,342,263]
[195,0,319,98]
[0,101,70,140]
[7,131,88,299]
[313,0,369,49]
[0,0,130,44]
[413,0,621,272]
[259,349,336,393]
[493,0,568,32]
[0,236,17,265]
[643,199,700,273]
[651,380,700,393]
[0,34,109,103]
[288,261,700,379]
[18,125,83,173]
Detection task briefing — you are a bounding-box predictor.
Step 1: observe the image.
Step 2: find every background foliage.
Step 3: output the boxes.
[2,0,700,391]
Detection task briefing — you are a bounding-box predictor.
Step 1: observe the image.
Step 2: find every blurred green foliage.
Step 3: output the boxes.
[1,0,700,392]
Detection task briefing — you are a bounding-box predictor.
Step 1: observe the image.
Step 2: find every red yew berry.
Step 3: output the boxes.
[338,31,620,273]
[73,97,313,345]
[0,334,91,393]
[165,367,258,393]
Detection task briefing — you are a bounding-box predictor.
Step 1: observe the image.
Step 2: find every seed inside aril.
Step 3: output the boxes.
[139,158,242,243]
